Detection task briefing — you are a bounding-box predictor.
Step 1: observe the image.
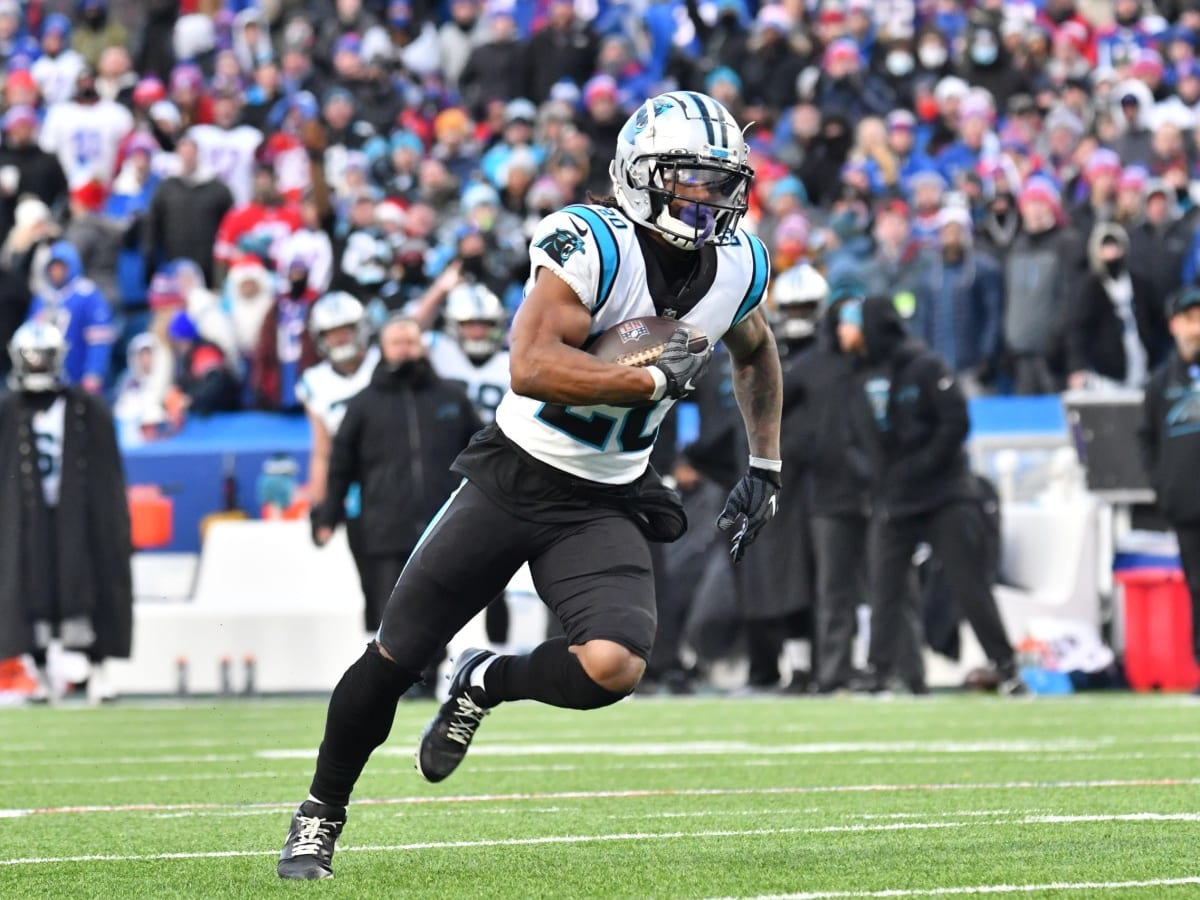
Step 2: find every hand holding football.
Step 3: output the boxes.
[586,316,709,367]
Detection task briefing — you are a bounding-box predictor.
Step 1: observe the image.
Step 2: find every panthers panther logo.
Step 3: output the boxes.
[536,228,585,267]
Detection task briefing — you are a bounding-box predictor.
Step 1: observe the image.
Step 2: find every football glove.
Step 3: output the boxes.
[716,467,781,564]
[652,327,713,400]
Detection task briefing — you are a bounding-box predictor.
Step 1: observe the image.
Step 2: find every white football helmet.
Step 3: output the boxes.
[8,320,67,392]
[309,291,370,364]
[444,282,506,362]
[610,92,754,250]
[771,264,828,341]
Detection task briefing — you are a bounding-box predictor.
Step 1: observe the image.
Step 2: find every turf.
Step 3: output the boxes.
[3,693,1200,899]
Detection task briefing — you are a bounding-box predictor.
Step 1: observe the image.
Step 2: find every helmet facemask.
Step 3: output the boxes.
[635,155,752,250]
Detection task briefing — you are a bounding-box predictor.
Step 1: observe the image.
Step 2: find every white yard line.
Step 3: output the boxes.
[702,876,1200,899]
[4,817,1200,868]
[3,778,1200,819]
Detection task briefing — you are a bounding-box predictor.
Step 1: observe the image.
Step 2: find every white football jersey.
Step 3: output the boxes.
[40,100,133,186]
[427,331,510,425]
[31,395,66,508]
[189,124,264,206]
[495,203,770,484]
[296,344,380,435]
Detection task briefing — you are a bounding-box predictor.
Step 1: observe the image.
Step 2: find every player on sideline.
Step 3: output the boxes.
[278,91,784,880]
[296,292,380,637]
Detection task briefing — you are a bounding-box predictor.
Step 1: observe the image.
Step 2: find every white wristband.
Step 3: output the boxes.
[749,456,782,472]
[647,366,668,402]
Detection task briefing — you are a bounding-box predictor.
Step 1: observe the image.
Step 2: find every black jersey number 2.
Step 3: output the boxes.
[535,402,659,452]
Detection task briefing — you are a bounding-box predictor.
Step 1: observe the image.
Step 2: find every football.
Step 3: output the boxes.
[585,316,709,367]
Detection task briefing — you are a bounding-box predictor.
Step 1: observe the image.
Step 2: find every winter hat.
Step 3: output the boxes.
[148,271,184,310]
[936,204,973,242]
[754,4,793,35]
[775,213,810,246]
[1084,148,1122,183]
[69,179,106,212]
[1117,165,1149,193]
[1018,175,1063,218]
[823,37,861,68]
[2,105,36,132]
[167,310,199,343]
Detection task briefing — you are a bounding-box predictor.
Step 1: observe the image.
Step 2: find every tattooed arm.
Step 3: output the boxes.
[722,307,783,464]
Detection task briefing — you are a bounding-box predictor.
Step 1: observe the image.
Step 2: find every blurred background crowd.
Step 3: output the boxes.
[3,0,1200,426]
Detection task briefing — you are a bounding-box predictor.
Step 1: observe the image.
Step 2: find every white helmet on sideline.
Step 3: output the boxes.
[8,320,67,392]
[444,282,506,362]
[771,264,828,341]
[309,291,370,364]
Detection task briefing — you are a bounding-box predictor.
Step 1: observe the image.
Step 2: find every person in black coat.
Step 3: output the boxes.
[839,295,1023,694]
[0,108,69,242]
[457,9,531,119]
[525,0,598,103]
[780,274,877,692]
[0,321,132,703]
[1067,223,1169,390]
[1138,287,1200,686]
[0,263,32,382]
[142,135,234,286]
[313,315,482,634]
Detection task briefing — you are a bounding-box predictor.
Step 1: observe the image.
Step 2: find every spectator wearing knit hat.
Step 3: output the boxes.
[0,105,67,242]
[1003,175,1085,394]
[739,5,810,120]
[64,179,123,310]
[912,204,1004,392]
[1069,146,1121,241]
[812,37,893,126]
[1130,178,1192,303]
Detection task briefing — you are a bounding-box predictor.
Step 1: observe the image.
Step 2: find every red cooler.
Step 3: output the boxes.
[1117,568,1200,692]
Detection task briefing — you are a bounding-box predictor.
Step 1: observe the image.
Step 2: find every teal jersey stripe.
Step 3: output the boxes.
[731,234,770,328]
[563,205,620,315]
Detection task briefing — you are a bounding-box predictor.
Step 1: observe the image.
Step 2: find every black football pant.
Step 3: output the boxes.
[871,501,1015,681]
[811,514,868,691]
[1175,525,1200,665]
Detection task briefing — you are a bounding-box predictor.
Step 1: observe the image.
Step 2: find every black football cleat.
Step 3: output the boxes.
[415,648,495,783]
[277,800,346,880]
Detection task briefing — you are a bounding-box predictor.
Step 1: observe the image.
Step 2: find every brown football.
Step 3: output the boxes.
[585,316,709,367]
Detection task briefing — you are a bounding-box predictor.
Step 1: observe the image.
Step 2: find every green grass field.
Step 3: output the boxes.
[3,693,1200,899]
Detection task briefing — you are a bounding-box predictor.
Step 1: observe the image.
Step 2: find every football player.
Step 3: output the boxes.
[296,292,379,634]
[278,92,783,880]
[427,282,511,424]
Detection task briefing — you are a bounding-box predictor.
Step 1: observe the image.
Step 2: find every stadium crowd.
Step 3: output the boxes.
[0,0,1197,418]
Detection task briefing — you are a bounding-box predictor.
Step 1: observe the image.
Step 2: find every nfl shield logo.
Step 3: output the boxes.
[617,319,650,344]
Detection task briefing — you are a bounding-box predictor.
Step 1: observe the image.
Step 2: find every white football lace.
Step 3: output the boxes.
[445,694,489,746]
[291,816,332,857]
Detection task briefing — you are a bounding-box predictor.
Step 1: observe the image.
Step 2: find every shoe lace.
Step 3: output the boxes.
[445,692,489,746]
[291,816,335,858]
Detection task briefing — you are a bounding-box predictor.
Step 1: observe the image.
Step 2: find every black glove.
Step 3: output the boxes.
[716,467,781,564]
[309,502,331,547]
[653,327,713,400]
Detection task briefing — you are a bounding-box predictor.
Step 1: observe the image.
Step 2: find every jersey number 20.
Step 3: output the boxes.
[535,402,659,452]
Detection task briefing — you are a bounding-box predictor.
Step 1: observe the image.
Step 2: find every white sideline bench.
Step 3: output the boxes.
[112,520,545,695]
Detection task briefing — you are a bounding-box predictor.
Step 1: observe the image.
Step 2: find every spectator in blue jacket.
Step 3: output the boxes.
[912,205,1004,394]
[25,240,115,394]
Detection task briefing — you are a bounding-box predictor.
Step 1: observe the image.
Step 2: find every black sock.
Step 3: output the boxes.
[308,643,419,808]
[484,637,628,710]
